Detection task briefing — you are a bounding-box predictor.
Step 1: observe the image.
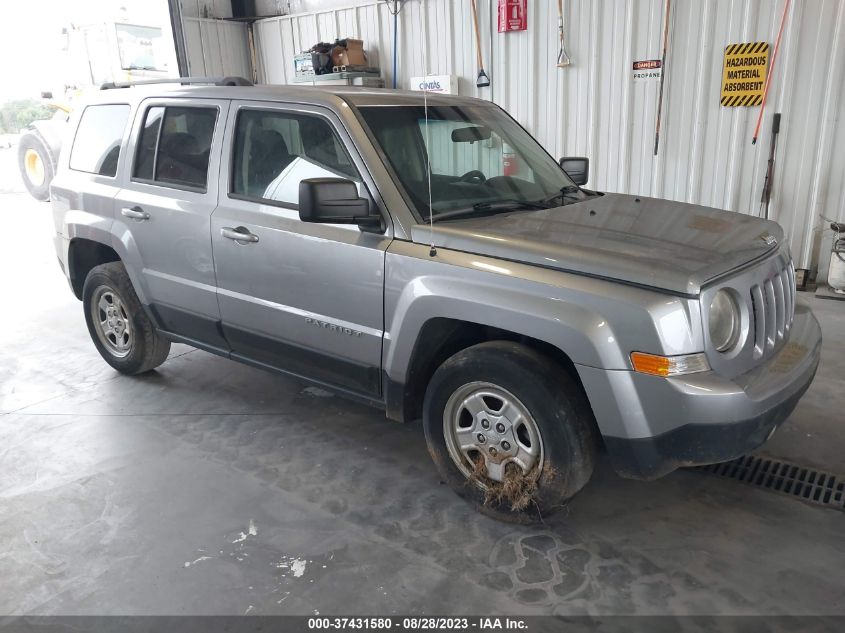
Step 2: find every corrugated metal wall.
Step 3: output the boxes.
[251,0,844,274]
[182,17,252,78]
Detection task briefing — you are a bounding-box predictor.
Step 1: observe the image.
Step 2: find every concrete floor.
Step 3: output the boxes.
[1,148,843,617]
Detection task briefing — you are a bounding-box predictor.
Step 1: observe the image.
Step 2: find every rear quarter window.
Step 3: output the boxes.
[69,104,131,177]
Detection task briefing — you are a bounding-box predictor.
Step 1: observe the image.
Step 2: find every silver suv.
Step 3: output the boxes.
[51,78,821,520]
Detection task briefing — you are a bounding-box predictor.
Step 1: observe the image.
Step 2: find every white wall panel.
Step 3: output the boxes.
[251,0,844,274]
[180,0,233,19]
[182,17,252,79]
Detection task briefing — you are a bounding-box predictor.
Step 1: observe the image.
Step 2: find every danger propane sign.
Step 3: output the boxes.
[720,42,770,106]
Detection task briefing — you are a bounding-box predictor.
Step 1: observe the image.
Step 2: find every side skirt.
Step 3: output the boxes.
[146,303,385,412]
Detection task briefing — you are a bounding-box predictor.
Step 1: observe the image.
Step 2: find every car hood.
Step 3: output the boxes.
[410,193,784,295]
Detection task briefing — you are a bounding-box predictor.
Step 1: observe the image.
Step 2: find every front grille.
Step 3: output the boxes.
[749,260,795,359]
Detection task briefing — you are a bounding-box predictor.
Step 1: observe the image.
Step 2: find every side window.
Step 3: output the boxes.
[133,106,163,181]
[132,105,217,190]
[69,104,130,177]
[231,109,360,206]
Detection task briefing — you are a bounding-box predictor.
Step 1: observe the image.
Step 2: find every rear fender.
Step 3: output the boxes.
[64,212,150,306]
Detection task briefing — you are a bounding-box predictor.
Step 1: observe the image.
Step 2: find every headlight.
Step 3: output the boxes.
[709,289,740,352]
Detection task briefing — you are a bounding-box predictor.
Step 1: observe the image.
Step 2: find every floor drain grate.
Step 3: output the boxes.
[698,455,845,511]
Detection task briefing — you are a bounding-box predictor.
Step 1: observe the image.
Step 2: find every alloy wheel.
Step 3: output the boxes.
[443,381,544,486]
[91,285,133,358]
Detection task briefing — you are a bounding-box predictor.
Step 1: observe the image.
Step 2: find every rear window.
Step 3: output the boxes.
[133,105,217,191]
[69,104,130,177]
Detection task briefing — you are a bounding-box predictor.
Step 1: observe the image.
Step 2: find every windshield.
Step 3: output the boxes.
[115,24,169,72]
[358,104,582,221]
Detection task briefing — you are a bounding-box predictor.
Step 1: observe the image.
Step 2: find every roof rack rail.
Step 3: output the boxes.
[100,76,253,90]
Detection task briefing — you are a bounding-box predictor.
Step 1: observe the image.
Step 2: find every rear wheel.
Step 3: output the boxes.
[82,262,170,374]
[423,341,597,522]
[18,133,53,201]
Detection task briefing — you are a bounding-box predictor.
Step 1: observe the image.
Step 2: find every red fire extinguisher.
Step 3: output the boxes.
[502,142,518,177]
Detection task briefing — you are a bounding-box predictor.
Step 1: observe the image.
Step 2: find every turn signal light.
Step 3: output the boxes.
[630,352,709,377]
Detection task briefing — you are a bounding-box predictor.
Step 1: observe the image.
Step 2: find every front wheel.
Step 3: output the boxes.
[82,262,171,374]
[423,341,597,521]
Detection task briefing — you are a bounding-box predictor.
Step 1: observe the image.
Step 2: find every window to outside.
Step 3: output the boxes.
[133,106,217,190]
[358,104,582,221]
[231,109,360,206]
[69,104,130,177]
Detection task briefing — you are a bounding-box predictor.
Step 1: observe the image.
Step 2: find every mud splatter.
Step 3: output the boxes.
[276,554,309,578]
[470,456,539,512]
[232,519,258,543]
[183,556,214,568]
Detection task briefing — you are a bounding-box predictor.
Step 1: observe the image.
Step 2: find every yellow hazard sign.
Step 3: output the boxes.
[720,42,769,106]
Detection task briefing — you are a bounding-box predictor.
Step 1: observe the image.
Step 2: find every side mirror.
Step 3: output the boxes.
[559,156,589,186]
[299,178,382,230]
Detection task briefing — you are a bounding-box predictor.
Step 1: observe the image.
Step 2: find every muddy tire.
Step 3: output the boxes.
[82,262,171,375]
[18,132,54,201]
[423,341,597,522]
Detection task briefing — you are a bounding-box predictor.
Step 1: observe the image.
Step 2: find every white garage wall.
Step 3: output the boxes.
[252,0,844,275]
[182,17,253,78]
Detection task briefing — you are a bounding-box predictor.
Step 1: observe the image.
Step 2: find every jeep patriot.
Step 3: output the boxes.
[50,79,821,519]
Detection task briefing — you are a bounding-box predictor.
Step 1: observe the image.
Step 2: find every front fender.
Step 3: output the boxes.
[382,242,705,426]
[384,242,703,378]
[384,273,619,377]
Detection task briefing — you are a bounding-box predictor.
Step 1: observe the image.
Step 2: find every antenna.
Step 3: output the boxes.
[421,1,436,256]
[424,84,436,256]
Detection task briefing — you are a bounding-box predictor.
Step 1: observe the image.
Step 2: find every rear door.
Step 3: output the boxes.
[115,98,230,351]
[210,100,391,399]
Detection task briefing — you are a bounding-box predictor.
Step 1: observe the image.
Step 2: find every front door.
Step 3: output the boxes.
[210,101,390,399]
[115,98,230,350]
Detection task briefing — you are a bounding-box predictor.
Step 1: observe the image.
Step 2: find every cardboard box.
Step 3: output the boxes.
[331,39,367,68]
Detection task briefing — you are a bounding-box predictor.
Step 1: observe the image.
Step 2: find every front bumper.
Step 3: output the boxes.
[578,300,822,480]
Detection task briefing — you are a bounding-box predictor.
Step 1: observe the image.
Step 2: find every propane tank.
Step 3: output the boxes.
[828,233,845,294]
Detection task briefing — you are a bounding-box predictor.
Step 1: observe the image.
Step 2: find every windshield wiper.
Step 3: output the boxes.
[431,199,548,222]
[541,185,585,206]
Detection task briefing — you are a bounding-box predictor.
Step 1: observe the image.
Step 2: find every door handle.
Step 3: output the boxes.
[121,206,150,221]
[221,226,259,244]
